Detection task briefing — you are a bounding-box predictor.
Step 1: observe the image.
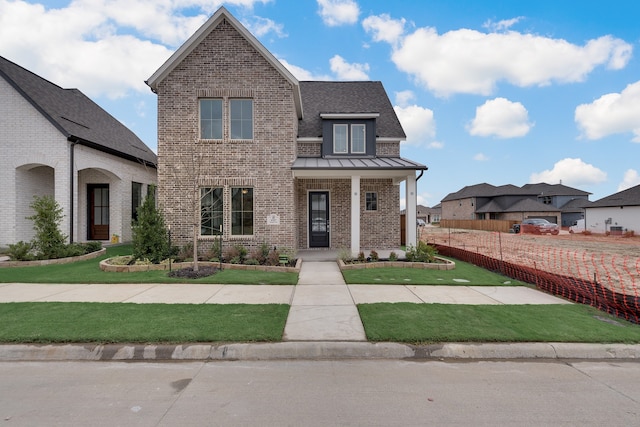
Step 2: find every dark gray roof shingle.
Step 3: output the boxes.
[298,81,405,139]
[0,55,157,167]
[589,184,640,208]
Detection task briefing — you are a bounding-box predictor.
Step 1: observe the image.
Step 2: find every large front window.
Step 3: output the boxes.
[231,187,253,235]
[201,187,223,236]
[230,99,253,140]
[200,99,223,140]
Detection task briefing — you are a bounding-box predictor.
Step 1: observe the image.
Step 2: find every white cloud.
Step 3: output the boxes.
[362,14,406,45]
[394,105,436,146]
[575,80,640,142]
[317,0,359,26]
[530,158,607,187]
[329,55,369,80]
[428,141,444,149]
[468,97,532,138]
[482,17,523,32]
[474,153,489,161]
[618,169,640,191]
[278,58,331,81]
[0,0,272,99]
[243,16,287,38]
[389,26,632,97]
[394,90,416,107]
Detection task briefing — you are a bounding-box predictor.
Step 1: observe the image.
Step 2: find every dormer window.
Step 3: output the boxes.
[321,113,378,157]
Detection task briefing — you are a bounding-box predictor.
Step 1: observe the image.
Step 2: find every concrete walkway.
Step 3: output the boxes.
[283,261,366,342]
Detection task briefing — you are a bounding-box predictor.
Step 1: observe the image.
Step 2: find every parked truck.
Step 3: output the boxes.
[569,219,585,233]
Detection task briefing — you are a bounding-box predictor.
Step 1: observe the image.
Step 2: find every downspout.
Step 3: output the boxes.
[69,139,77,243]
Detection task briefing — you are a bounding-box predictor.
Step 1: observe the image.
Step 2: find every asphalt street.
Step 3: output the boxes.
[1,359,639,426]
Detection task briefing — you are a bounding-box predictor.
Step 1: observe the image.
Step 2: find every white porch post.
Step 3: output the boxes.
[405,173,417,248]
[351,175,360,256]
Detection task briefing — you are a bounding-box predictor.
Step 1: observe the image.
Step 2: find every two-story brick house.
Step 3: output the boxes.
[146,7,426,255]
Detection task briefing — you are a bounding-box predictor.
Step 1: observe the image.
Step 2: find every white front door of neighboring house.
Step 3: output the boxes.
[309,191,329,248]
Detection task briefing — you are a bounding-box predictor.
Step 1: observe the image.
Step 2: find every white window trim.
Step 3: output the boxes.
[351,124,366,154]
[333,124,348,154]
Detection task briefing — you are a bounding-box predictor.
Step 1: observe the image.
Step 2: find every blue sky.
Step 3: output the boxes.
[2,0,640,207]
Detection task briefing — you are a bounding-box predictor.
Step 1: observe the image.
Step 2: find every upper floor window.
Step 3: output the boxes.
[333,124,348,153]
[230,99,253,140]
[351,124,366,154]
[200,99,223,140]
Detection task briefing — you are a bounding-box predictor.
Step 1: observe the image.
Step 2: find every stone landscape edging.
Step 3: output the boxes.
[337,256,455,271]
[99,257,302,274]
[0,248,106,268]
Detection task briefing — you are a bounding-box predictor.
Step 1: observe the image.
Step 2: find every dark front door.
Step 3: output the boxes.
[309,191,329,248]
[88,184,109,240]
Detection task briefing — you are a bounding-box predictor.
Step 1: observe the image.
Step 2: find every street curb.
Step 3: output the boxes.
[1,342,639,361]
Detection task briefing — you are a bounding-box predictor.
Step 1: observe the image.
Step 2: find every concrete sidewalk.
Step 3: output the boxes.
[3,259,634,361]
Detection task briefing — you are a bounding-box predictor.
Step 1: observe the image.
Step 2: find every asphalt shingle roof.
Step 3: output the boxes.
[0,55,157,167]
[298,81,406,139]
[589,184,640,208]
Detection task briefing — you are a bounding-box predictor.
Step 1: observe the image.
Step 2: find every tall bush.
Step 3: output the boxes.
[27,195,67,259]
[132,188,169,263]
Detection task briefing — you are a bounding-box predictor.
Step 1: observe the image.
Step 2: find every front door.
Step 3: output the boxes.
[88,184,109,240]
[309,191,329,248]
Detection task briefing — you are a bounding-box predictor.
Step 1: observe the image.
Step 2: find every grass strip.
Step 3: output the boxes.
[0,302,289,343]
[0,245,298,285]
[342,258,528,286]
[358,303,640,344]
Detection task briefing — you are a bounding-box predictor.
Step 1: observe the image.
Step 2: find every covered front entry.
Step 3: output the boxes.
[88,184,109,240]
[309,191,329,247]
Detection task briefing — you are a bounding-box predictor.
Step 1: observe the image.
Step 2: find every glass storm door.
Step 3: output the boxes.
[88,184,109,240]
[309,191,329,248]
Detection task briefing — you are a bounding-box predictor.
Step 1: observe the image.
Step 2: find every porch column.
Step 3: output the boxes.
[351,175,360,256]
[405,173,417,248]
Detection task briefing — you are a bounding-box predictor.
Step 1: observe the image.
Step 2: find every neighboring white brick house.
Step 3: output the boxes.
[146,7,426,255]
[584,184,640,234]
[0,56,157,247]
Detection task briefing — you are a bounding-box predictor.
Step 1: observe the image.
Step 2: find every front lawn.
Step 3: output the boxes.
[0,302,289,343]
[0,245,298,285]
[342,257,528,286]
[358,303,640,343]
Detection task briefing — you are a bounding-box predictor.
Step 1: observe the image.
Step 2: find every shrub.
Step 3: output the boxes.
[131,187,169,264]
[203,239,222,261]
[338,247,353,263]
[250,243,271,265]
[265,249,281,266]
[176,243,193,262]
[357,251,366,263]
[27,195,67,259]
[405,241,438,263]
[369,250,379,262]
[83,241,103,253]
[624,230,635,238]
[63,243,86,258]
[245,258,260,265]
[7,241,34,261]
[389,251,398,262]
[224,244,247,264]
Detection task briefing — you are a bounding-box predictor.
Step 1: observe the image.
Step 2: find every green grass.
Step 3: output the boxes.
[0,245,298,285]
[358,303,640,343]
[342,258,528,286]
[0,302,289,343]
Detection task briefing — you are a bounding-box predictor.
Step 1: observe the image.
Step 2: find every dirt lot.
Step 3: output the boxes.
[420,226,640,294]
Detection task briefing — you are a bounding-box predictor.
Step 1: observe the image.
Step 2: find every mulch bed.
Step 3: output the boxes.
[167,266,219,279]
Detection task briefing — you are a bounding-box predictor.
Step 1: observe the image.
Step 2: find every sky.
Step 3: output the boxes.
[2,0,640,208]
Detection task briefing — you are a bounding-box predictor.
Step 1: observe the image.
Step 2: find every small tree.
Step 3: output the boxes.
[132,187,169,263]
[27,195,67,259]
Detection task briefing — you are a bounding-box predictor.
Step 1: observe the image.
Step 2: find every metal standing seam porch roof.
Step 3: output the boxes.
[292,156,427,180]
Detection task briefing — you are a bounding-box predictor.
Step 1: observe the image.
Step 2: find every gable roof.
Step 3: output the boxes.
[146,6,302,119]
[0,55,157,167]
[443,182,589,202]
[521,183,591,197]
[588,184,640,208]
[297,81,406,139]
